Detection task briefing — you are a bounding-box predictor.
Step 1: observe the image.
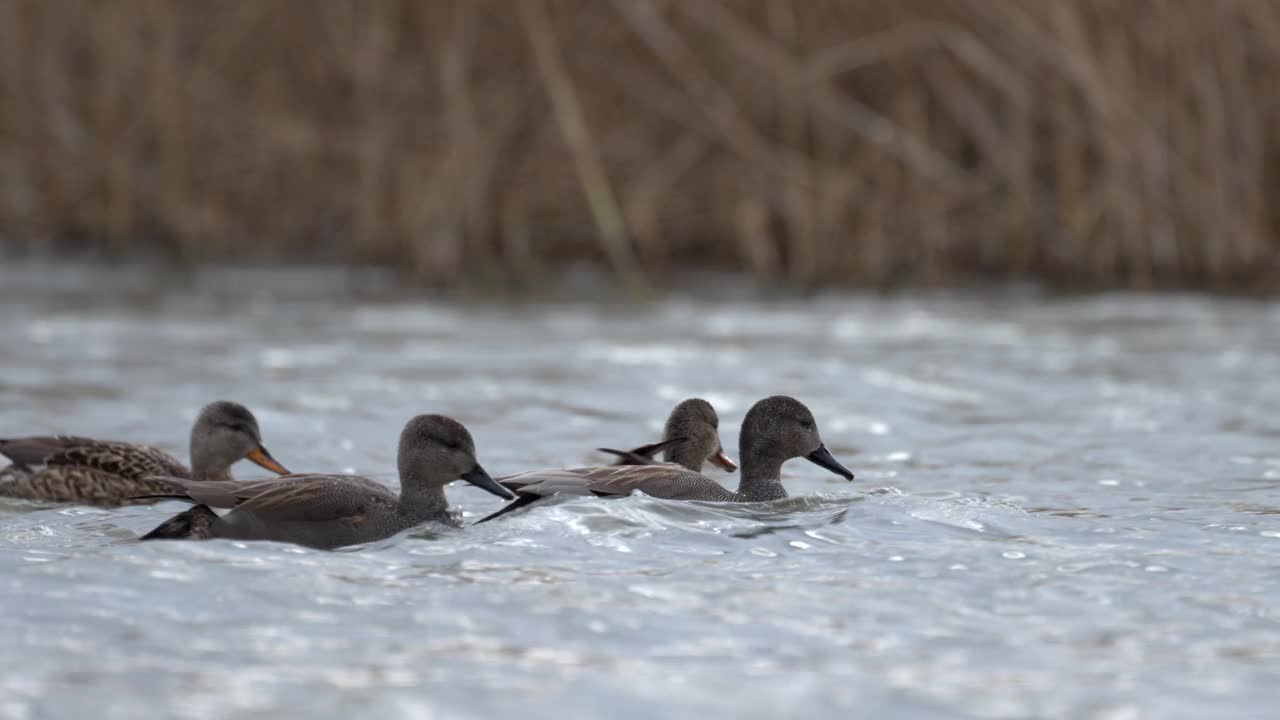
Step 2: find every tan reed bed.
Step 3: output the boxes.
[1,0,1278,291]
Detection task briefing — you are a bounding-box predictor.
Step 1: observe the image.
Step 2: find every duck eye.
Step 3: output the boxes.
[427,434,464,450]
[798,419,814,429]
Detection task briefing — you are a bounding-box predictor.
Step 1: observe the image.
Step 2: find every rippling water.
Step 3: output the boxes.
[1,263,1278,719]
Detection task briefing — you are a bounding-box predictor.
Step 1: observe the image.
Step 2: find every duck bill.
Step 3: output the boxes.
[805,444,854,480]
[710,447,738,473]
[461,463,515,500]
[245,445,290,475]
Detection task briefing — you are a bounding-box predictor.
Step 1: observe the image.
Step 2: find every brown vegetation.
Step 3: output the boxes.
[1,0,1279,291]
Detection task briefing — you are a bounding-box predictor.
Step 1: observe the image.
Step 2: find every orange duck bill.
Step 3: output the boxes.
[245,445,290,475]
[710,447,738,472]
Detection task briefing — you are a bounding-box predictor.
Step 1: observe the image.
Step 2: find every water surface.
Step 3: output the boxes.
[1,263,1278,719]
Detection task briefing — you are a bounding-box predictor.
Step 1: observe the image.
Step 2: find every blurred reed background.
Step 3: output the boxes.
[1,0,1278,291]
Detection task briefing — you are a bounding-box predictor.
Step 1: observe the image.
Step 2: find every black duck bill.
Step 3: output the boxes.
[805,444,854,480]
[461,464,514,500]
[245,445,290,475]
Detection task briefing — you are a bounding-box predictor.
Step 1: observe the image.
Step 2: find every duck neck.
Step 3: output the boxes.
[189,449,233,483]
[397,466,451,522]
[664,444,704,472]
[735,449,788,502]
[191,466,233,483]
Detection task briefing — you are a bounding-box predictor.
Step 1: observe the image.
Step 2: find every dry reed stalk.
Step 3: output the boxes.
[0,0,28,238]
[147,0,187,254]
[0,0,1277,291]
[520,0,647,294]
[352,2,390,266]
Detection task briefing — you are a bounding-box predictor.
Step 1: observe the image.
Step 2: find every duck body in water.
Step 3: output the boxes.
[478,395,853,522]
[0,401,288,506]
[140,414,514,550]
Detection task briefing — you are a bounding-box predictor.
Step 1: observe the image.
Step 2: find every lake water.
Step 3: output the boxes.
[1,262,1278,720]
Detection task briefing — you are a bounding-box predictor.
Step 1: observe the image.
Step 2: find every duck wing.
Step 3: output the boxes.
[221,474,395,524]
[0,436,94,469]
[500,464,736,501]
[132,476,281,507]
[137,473,389,510]
[5,436,190,480]
[477,464,736,524]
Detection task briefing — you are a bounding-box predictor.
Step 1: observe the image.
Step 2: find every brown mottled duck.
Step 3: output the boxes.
[0,401,289,507]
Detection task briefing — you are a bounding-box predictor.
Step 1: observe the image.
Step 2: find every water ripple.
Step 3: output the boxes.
[1,264,1279,719]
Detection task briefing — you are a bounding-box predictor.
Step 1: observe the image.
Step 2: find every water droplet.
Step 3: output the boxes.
[1097,479,1120,486]
[750,548,776,558]
[887,451,911,462]
[803,530,839,545]
[260,348,294,369]
[869,422,890,436]
[1261,531,1280,539]
[1096,704,1141,720]
[889,555,905,562]
[1145,565,1168,573]
[1002,551,1026,560]
[789,541,812,550]
[949,564,967,571]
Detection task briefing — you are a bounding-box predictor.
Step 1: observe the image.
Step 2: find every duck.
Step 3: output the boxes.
[0,401,289,507]
[477,395,852,523]
[596,398,738,472]
[139,414,514,550]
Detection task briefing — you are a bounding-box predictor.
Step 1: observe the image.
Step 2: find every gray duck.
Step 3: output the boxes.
[597,398,738,472]
[140,414,513,550]
[478,395,852,523]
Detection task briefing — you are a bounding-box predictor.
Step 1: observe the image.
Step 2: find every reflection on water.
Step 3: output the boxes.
[1,262,1279,719]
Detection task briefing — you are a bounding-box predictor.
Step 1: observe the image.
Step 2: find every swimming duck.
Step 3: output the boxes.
[0,401,289,507]
[140,414,513,549]
[478,395,852,522]
[597,398,738,472]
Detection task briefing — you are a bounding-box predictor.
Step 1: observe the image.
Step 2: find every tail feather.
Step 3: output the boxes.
[140,504,218,541]
[474,493,542,524]
[598,436,689,466]
[127,493,196,504]
[596,448,654,466]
